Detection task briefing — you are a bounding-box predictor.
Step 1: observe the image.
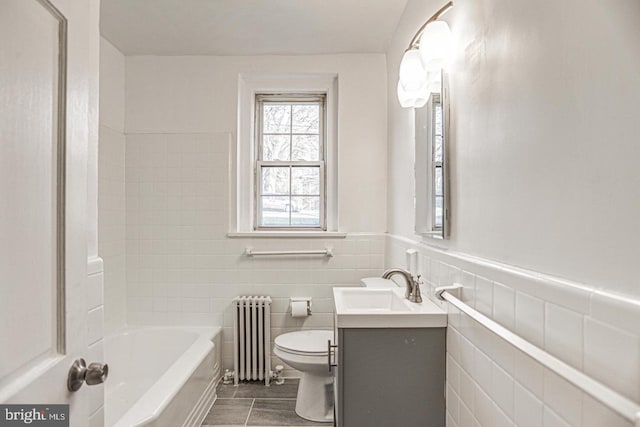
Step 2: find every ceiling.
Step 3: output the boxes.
[100,0,409,55]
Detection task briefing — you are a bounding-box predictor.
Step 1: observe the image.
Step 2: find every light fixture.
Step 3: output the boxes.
[399,50,427,91]
[419,21,453,71]
[397,1,453,108]
[397,80,429,109]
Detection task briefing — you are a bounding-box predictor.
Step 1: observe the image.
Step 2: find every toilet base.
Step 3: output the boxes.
[295,372,334,423]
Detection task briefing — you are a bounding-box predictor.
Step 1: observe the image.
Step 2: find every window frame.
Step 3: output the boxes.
[414,80,450,240]
[254,93,327,231]
[234,74,338,235]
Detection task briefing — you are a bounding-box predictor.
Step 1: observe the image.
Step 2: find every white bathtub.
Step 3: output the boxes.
[105,326,221,427]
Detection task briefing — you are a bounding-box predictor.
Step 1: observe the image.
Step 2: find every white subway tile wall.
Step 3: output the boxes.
[87,334,104,427]
[387,235,639,427]
[98,125,126,332]
[95,38,124,427]
[87,262,105,427]
[125,132,385,376]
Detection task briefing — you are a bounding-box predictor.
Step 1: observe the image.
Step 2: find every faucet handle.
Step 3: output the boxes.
[412,275,423,303]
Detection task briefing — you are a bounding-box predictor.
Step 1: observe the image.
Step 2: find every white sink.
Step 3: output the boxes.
[333,287,447,328]
[336,288,416,312]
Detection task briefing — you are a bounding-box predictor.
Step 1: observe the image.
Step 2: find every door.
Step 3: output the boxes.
[0,0,100,425]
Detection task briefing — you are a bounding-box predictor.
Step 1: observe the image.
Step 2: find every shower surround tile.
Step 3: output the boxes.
[124,132,385,375]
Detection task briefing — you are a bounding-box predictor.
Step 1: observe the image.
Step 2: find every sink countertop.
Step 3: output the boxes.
[333,286,448,328]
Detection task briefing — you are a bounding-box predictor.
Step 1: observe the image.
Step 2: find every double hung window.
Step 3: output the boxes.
[431,94,444,230]
[255,94,326,229]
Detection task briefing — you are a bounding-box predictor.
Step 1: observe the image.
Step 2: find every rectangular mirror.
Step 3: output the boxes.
[415,72,449,239]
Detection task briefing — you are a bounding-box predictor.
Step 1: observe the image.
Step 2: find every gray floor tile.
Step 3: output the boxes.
[216,383,237,398]
[233,380,299,399]
[246,399,327,426]
[203,398,253,426]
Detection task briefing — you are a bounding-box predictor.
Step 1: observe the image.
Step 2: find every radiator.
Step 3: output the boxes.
[233,295,272,385]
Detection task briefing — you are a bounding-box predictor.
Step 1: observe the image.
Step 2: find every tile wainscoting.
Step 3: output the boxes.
[87,257,105,427]
[124,131,385,377]
[387,234,640,427]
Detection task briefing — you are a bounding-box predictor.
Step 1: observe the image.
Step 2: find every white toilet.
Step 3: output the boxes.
[273,330,334,423]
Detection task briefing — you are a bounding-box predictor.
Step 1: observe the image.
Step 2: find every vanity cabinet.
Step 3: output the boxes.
[333,326,446,427]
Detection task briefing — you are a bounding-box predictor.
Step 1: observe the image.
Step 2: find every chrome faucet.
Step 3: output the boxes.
[381,268,423,303]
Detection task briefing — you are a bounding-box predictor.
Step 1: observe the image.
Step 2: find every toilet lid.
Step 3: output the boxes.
[274,330,334,354]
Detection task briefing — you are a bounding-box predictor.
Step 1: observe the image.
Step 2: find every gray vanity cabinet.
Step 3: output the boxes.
[333,326,446,427]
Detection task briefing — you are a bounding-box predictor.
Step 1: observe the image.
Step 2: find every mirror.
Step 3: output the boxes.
[414,72,449,239]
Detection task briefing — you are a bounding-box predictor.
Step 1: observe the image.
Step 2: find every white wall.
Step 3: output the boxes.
[125,54,388,233]
[388,0,640,297]
[387,1,640,426]
[121,54,388,374]
[99,37,127,333]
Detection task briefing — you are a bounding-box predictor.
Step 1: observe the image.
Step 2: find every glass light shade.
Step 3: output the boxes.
[426,70,442,93]
[397,80,429,109]
[399,50,427,92]
[418,21,453,71]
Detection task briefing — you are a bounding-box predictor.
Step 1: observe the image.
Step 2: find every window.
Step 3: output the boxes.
[431,93,444,230]
[415,83,449,239]
[233,74,338,235]
[255,94,326,229]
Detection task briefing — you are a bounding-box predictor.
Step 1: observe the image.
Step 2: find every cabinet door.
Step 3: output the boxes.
[339,328,446,427]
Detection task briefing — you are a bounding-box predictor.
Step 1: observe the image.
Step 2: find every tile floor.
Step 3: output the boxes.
[201,380,329,426]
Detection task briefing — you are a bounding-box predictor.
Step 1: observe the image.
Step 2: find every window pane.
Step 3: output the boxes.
[261,196,291,226]
[263,135,290,161]
[434,196,444,227]
[434,102,443,161]
[435,103,443,136]
[291,196,320,226]
[261,167,290,195]
[255,96,325,229]
[263,104,291,133]
[434,166,443,196]
[292,167,320,195]
[292,135,320,161]
[292,104,320,134]
[434,135,443,162]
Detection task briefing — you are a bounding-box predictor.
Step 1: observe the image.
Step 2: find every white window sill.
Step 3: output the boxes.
[227,231,348,239]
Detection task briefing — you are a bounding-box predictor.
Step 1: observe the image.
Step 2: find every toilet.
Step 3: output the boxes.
[273,330,334,423]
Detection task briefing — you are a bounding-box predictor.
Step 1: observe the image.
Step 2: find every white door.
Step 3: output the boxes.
[0,0,101,425]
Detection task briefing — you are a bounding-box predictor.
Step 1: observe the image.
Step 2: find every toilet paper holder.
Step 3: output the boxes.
[290,297,312,316]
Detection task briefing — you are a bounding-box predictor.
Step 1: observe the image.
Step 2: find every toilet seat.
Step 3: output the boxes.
[274,330,333,355]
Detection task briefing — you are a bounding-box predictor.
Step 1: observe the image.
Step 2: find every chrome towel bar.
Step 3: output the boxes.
[436,284,640,427]
[244,247,333,257]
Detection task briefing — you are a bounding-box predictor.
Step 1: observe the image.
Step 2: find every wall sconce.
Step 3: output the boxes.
[397,1,453,108]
